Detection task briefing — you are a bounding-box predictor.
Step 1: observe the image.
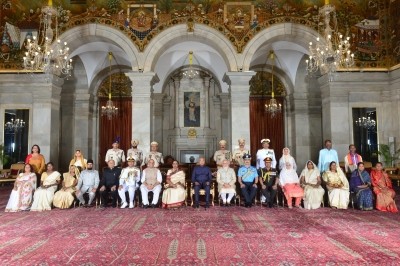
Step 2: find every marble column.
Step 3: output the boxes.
[125,72,159,154]
[223,71,256,151]
[32,75,63,168]
[319,75,350,159]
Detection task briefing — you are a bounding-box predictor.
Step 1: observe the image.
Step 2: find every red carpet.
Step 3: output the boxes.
[0,187,400,265]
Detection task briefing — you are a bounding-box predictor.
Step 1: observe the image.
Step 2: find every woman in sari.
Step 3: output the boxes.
[31,162,61,211]
[350,162,374,211]
[300,160,325,210]
[322,162,349,209]
[53,165,78,209]
[5,164,37,212]
[279,162,304,208]
[370,162,398,212]
[25,144,46,186]
[162,160,186,208]
[69,149,87,172]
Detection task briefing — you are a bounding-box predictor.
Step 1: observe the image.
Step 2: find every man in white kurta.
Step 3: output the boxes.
[213,140,232,168]
[143,141,164,168]
[140,159,162,208]
[118,157,140,209]
[126,139,143,167]
[318,140,339,173]
[105,141,126,167]
[256,138,277,169]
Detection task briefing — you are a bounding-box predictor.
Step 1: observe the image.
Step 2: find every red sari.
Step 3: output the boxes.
[371,170,398,213]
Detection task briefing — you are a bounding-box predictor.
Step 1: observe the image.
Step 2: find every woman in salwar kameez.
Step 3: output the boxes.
[53,165,78,209]
[371,162,398,212]
[162,161,186,208]
[5,164,37,212]
[31,162,61,211]
[280,162,304,208]
[350,162,374,211]
[300,160,325,210]
[322,162,350,209]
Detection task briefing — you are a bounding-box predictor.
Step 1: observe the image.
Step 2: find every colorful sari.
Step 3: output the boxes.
[371,170,398,213]
[31,171,61,211]
[350,170,373,211]
[162,169,186,208]
[5,173,37,212]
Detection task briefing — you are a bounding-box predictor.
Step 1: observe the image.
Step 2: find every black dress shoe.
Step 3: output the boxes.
[143,204,149,209]
[193,204,199,209]
[151,204,156,208]
[205,203,210,209]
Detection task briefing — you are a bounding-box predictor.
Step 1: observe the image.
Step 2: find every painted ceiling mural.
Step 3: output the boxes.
[0,0,399,71]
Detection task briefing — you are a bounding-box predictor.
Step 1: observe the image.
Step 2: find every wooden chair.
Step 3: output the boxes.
[385,167,400,186]
[190,181,215,206]
[0,163,25,186]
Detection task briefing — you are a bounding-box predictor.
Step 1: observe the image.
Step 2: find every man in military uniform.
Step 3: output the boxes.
[213,139,232,168]
[238,154,258,208]
[105,140,126,167]
[256,138,276,169]
[143,141,164,168]
[126,139,143,167]
[118,157,140,209]
[232,138,250,167]
[76,159,99,207]
[99,159,121,208]
[140,159,162,208]
[258,157,279,208]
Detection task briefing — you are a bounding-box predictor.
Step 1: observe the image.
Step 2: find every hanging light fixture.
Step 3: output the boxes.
[22,0,73,78]
[355,116,376,130]
[4,118,25,133]
[182,51,199,79]
[101,52,118,120]
[305,0,354,79]
[265,51,282,118]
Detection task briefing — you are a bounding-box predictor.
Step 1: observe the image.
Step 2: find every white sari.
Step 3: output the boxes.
[301,161,325,209]
[31,171,61,211]
[322,167,349,209]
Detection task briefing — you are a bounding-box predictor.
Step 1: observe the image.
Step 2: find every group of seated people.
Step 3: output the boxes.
[4,139,399,213]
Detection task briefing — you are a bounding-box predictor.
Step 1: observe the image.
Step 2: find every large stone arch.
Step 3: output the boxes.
[142,24,238,72]
[241,23,322,71]
[59,24,140,71]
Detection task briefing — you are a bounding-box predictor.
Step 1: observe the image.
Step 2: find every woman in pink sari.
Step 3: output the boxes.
[5,164,37,212]
[371,162,398,213]
[279,161,304,208]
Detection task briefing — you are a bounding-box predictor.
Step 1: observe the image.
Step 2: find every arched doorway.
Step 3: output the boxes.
[249,71,286,163]
[98,72,132,169]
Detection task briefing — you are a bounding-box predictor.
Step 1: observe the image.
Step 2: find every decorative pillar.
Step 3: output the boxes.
[125,72,159,154]
[32,75,63,168]
[319,75,350,158]
[223,71,256,151]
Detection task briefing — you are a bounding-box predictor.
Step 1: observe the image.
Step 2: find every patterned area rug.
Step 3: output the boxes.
[0,187,400,265]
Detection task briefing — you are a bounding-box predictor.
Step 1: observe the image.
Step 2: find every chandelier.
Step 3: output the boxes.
[355,116,376,130]
[22,1,73,78]
[305,0,354,78]
[101,52,118,120]
[182,51,199,79]
[5,118,25,133]
[265,51,282,118]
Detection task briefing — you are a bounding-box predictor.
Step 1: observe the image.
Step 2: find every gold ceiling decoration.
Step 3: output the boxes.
[97,72,132,98]
[0,1,399,71]
[249,71,286,97]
